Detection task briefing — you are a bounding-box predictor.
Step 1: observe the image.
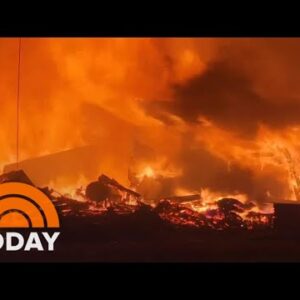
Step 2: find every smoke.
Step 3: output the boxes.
[170,61,300,136]
[1,38,300,201]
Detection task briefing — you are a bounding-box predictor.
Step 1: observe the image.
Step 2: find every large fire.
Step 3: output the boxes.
[48,174,274,230]
[1,38,300,229]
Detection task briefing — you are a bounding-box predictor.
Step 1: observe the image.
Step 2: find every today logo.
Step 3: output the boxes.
[0,182,60,251]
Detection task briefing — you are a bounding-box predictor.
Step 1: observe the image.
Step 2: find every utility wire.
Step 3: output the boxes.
[16,37,22,170]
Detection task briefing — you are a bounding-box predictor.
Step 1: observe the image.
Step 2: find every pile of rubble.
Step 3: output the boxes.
[155,198,273,230]
[0,170,274,230]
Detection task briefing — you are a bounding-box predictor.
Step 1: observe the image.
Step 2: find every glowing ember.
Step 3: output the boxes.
[45,174,274,230]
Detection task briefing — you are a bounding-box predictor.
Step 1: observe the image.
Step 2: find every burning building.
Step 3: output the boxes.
[1,38,300,233]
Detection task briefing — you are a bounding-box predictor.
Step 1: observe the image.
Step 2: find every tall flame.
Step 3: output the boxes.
[0,38,300,205]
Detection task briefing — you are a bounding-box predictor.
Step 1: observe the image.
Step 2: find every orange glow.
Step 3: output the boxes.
[0,37,300,211]
[138,166,155,179]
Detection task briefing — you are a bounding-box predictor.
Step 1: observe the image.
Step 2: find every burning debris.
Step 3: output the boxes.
[0,169,274,231]
[162,194,201,204]
[155,198,273,230]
